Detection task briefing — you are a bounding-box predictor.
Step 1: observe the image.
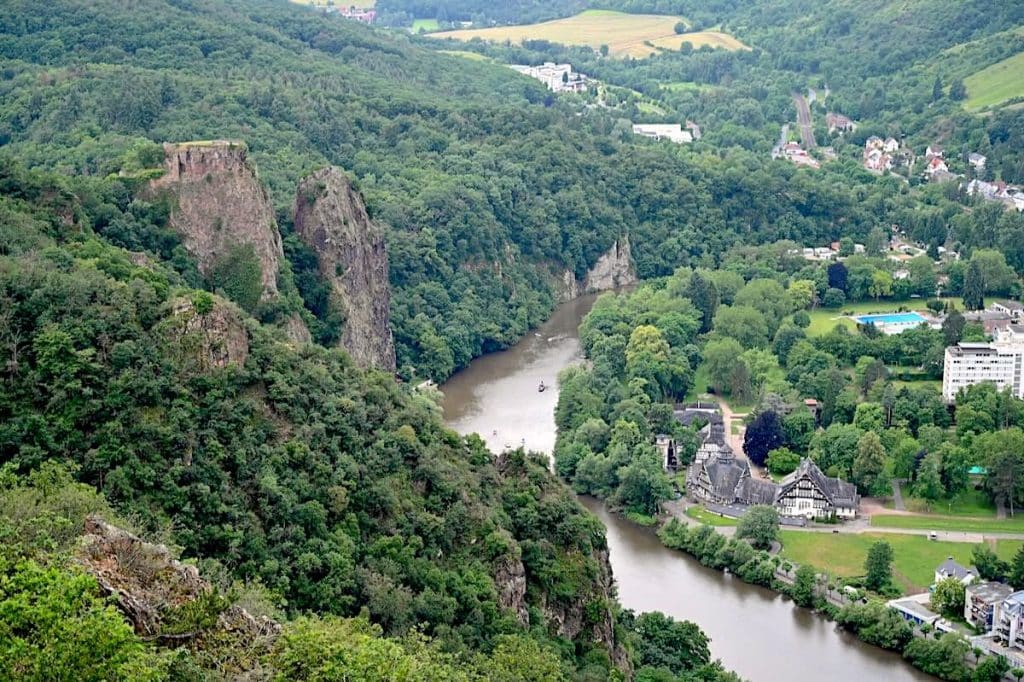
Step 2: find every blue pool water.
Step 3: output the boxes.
[855,312,926,325]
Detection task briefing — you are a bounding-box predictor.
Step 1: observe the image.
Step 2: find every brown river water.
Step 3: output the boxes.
[440,294,932,682]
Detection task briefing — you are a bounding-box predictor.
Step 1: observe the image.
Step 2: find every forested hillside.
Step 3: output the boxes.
[0,0,961,382]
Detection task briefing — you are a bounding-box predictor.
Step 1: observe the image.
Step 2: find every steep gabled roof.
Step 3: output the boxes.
[703,456,750,499]
[737,477,779,506]
[777,458,859,508]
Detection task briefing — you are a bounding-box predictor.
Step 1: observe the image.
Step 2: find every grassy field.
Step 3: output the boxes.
[780,531,991,593]
[412,18,440,33]
[965,52,1024,111]
[659,81,713,93]
[438,50,493,62]
[805,297,969,337]
[686,506,738,526]
[430,10,747,58]
[870,513,1024,534]
[290,0,376,6]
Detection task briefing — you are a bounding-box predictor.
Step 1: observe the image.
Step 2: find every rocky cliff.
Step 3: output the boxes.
[293,167,396,371]
[159,294,250,374]
[559,235,638,301]
[148,142,281,301]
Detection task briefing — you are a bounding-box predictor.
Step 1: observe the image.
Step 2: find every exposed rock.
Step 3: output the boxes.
[558,236,637,301]
[494,552,529,626]
[160,295,250,371]
[78,515,281,643]
[147,141,284,303]
[293,167,396,370]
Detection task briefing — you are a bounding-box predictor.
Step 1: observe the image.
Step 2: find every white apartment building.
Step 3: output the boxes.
[942,326,1024,401]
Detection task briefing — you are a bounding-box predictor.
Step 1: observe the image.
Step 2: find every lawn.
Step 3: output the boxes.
[870,513,1024,534]
[430,10,747,58]
[438,50,493,62]
[804,297,969,337]
[964,52,1024,111]
[779,531,984,593]
[412,18,440,33]
[893,489,996,517]
[686,506,738,526]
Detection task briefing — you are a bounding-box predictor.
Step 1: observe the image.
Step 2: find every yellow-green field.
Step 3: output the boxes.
[430,10,747,58]
[438,50,493,62]
[412,18,440,33]
[965,51,1024,111]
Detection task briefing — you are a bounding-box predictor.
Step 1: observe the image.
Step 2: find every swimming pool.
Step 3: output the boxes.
[855,312,926,325]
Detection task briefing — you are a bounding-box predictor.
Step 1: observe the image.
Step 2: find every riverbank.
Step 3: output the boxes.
[441,294,934,682]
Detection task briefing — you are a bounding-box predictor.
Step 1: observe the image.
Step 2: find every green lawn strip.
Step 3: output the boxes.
[780,531,979,593]
[686,506,738,526]
[965,52,1024,111]
[870,513,1024,533]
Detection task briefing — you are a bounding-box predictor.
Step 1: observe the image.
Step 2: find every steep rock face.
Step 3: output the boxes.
[558,236,637,301]
[78,516,281,641]
[493,552,529,626]
[293,167,396,370]
[148,141,284,303]
[159,295,250,373]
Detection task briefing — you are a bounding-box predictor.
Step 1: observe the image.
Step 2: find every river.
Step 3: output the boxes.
[440,295,932,681]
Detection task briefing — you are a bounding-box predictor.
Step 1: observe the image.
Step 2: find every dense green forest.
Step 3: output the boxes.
[7,0,1016,382]
[0,152,745,679]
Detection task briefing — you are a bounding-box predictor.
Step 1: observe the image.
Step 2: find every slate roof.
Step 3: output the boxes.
[777,458,859,508]
[703,456,750,499]
[674,406,723,428]
[737,477,779,505]
[936,557,979,581]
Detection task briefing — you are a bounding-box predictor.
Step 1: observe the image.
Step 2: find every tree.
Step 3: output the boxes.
[688,272,719,334]
[792,564,817,608]
[866,227,889,256]
[963,260,985,310]
[712,305,770,348]
[599,44,609,56]
[853,431,887,495]
[914,453,946,500]
[673,21,687,34]
[766,447,801,476]
[629,611,712,676]
[743,410,786,467]
[932,75,943,102]
[903,633,970,681]
[868,270,893,299]
[736,505,780,550]
[728,361,753,404]
[949,78,967,101]
[864,540,893,591]
[704,338,745,393]
[931,577,965,618]
[972,545,1009,582]
[942,311,966,346]
[827,262,849,294]
[1011,545,1024,590]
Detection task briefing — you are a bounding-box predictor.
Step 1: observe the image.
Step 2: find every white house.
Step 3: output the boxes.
[884,137,900,153]
[969,152,987,170]
[935,557,979,586]
[632,124,692,144]
[997,592,1024,652]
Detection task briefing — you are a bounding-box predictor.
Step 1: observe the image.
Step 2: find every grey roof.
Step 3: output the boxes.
[704,456,750,499]
[737,477,779,505]
[890,599,940,622]
[937,557,979,581]
[778,458,859,508]
[674,406,723,428]
[967,581,1013,604]
[997,300,1024,311]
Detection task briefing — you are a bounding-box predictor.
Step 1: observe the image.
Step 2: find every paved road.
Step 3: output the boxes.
[792,93,816,149]
[891,479,906,512]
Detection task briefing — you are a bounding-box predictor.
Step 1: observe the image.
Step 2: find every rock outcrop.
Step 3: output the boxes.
[78,516,281,642]
[159,295,250,372]
[494,552,529,626]
[293,167,396,371]
[148,141,284,303]
[558,235,637,301]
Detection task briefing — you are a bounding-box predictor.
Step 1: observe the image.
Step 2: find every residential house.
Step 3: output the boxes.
[969,152,987,170]
[993,300,1024,321]
[935,557,979,586]
[685,120,702,140]
[775,458,859,519]
[336,7,376,23]
[966,582,1013,630]
[889,595,943,628]
[884,137,900,153]
[632,124,692,144]
[778,141,820,168]
[926,144,944,160]
[925,156,951,181]
[825,112,855,134]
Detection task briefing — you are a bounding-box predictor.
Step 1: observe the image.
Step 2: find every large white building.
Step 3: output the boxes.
[508,63,588,93]
[942,325,1024,401]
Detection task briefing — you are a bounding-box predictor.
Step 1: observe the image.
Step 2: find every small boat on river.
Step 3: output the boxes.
[538,381,546,392]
